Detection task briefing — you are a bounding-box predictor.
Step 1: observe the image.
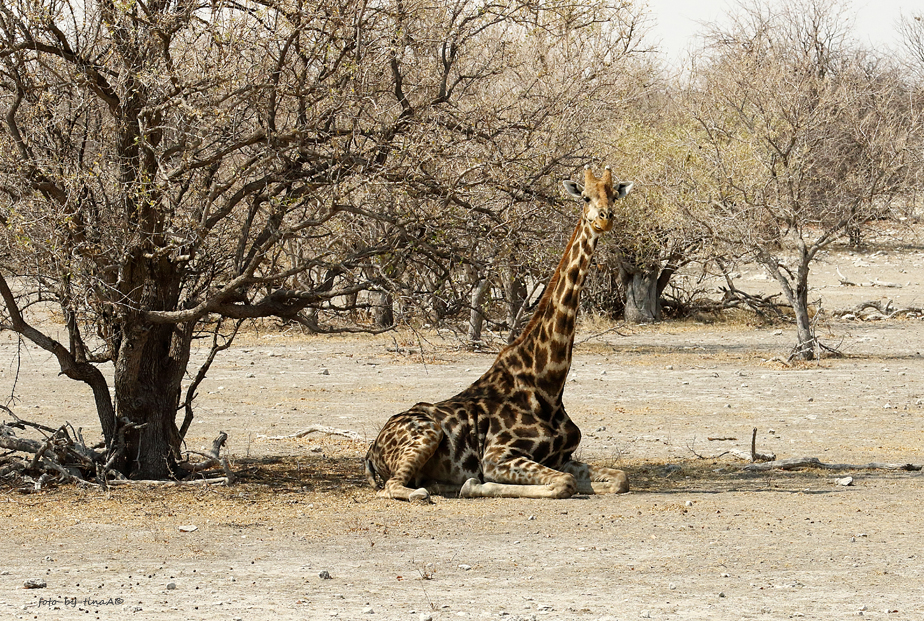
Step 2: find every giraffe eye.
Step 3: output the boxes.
[583,196,591,203]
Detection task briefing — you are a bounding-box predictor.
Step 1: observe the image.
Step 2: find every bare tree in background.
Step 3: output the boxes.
[683,0,919,359]
[584,93,709,323]
[899,12,924,79]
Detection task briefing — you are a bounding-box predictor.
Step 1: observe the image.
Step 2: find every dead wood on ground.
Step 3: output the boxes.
[1,409,235,491]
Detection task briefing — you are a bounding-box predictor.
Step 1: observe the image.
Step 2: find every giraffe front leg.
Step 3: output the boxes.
[367,412,442,503]
[378,480,432,503]
[460,457,578,499]
[561,461,629,494]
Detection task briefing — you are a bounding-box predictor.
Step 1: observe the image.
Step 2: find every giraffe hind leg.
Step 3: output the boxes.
[461,456,578,499]
[561,461,629,494]
[371,414,443,503]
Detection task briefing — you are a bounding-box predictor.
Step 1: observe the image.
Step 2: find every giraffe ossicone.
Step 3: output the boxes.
[364,167,633,501]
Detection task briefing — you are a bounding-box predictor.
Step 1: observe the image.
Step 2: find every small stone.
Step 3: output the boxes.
[419,614,433,621]
[177,525,198,532]
[166,582,177,590]
[458,564,472,571]
[836,477,854,486]
[23,579,47,589]
[640,611,652,618]
[669,582,676,590]
[363,607,374,614]
[719,592,726,598]
[685,501,693,507]
[319,570,332,580]
[320,369,330,375]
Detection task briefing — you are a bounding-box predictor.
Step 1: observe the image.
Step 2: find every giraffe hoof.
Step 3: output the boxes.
[459,478,481,498]
[408,488,431,503]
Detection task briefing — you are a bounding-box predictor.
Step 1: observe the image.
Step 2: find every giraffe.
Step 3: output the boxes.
[364,167,633,501]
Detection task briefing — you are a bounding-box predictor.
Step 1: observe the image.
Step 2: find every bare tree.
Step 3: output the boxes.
[682,0,918,359]
[899,12,924,80]
[586,92,708,323]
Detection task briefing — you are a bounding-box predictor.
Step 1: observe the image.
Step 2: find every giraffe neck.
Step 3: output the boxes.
[497,219,601,400]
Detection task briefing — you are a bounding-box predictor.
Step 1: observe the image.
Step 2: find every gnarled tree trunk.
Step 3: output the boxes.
[621,266,662,324]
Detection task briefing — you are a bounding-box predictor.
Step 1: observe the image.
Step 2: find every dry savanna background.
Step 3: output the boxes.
[2,0,924,620]
[3,246,924,621]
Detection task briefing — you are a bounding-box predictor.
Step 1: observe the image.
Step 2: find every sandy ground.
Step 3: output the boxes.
[1,242,924,621]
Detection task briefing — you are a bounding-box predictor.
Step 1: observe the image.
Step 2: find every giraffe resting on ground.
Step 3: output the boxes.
[365,167,633,501]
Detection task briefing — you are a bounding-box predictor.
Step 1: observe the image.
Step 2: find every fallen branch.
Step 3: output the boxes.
[258,425,363,441]
[106,477,231,486]
[689,429,775,462]
[1,421,96,489]
[179,432,235,484]
[835,299,924,320]
[2,417,137,489]
[835,266,857,286]
[743,457,922,472]
[2,415,238,488]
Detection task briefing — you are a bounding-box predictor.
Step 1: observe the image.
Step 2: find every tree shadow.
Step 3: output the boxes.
[623,459,920,495]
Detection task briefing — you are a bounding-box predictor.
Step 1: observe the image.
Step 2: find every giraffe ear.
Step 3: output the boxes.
[562,180,583,199]
[616,182,634,199]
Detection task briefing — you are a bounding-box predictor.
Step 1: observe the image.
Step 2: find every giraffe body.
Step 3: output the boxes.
[365,168,633,501]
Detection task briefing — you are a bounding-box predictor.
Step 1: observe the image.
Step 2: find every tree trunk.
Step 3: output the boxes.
[504,267,528,343]
[468,272,490,344]
[763,249,817,361]
[372,290,394,329]
[621,267,661,324]
[791,264,817,361]
[113,320,194,479]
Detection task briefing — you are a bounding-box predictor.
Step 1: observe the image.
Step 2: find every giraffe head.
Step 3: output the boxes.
[562,166,633,233]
